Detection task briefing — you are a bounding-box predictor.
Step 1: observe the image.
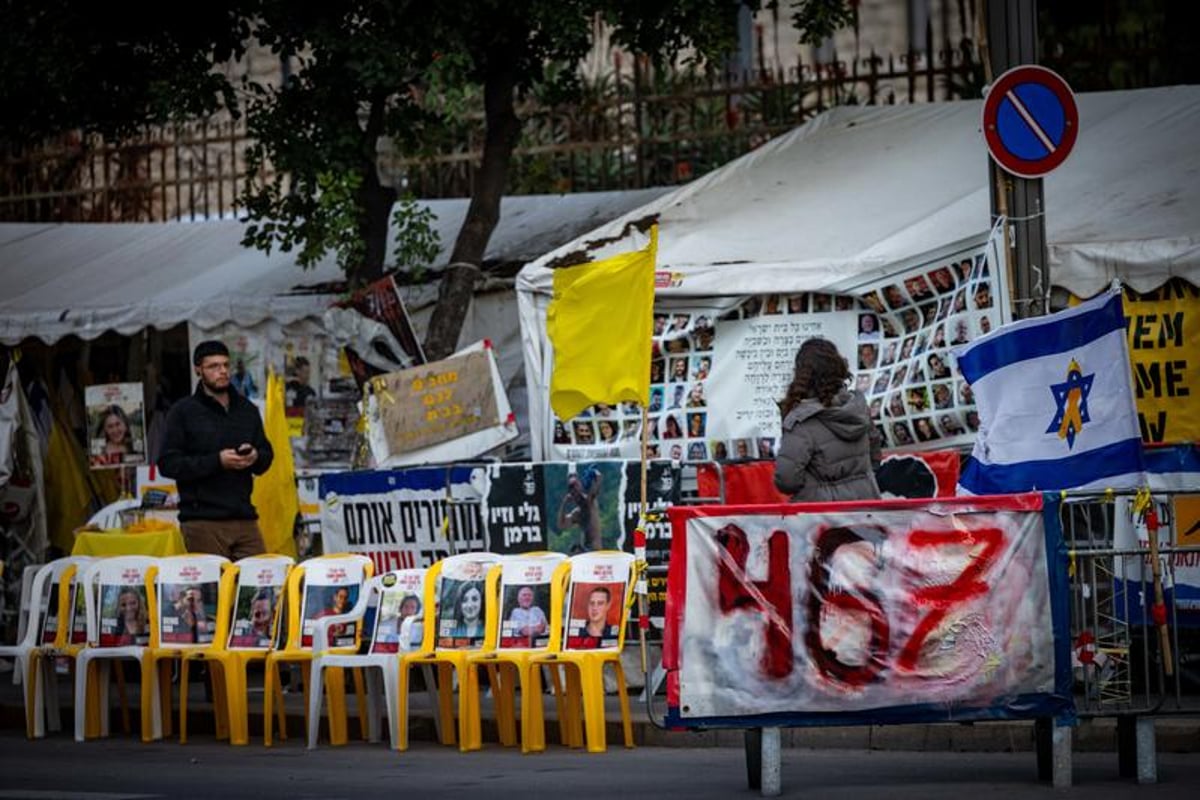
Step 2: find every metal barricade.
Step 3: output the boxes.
[1059,490,1199,718]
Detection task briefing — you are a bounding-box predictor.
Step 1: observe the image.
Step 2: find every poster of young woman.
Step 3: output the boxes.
[84,382,147,469]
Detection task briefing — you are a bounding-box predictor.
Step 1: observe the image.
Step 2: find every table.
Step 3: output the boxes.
[71,527,188,557]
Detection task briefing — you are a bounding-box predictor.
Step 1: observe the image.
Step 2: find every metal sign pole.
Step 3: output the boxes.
[986,0,1051,319]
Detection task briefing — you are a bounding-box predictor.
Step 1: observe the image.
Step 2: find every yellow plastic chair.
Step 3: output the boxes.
[464,552,568,751]
[178,554,293,745]
[307,568,440,749]
[73,556,163,742]
[263,554,373,746]
[144,554,230,742]
[24,557,96,738]
[397,551,503,752]
[526,551,640,753]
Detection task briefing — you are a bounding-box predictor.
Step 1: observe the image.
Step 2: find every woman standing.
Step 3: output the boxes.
[773,338,881,502]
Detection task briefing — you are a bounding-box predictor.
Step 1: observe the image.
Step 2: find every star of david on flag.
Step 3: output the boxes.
[954,287,1144,494]
[1046,358,1093,449]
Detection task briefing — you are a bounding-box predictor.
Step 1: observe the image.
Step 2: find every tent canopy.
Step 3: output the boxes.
[0,188,669,345]
[518,86,1200,300]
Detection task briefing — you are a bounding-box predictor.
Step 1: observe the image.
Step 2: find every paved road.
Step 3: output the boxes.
[0,731,1197,799]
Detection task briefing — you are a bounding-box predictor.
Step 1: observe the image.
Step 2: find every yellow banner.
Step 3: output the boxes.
[1123,279,1200,444]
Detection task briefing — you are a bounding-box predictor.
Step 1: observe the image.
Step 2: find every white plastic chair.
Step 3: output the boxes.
[307,568,440,749]
[263,554,373,746]
[20,556,94,738]
[84,498,142,530]
[73,556,162,742]
[0,563,41,687]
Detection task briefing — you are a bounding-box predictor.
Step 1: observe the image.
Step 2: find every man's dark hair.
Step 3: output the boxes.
[294,356,309,368]
[588,586,611,602]
[193,340,230,366]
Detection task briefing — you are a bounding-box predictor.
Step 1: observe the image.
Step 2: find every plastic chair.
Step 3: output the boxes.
[263,554,373,746]
[177,554,293,745]
[526,551,640,753]
[73,556,163,742]
[1,561,53,733]
[144,554,230,741]
[22,556,95,738]
[307,568,441,749]
[0,563,40,686]
[398,552,503,752]
[464,552,568,751]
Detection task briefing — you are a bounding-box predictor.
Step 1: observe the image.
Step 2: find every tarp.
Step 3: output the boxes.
[517,87,1200,459]
[0,189,669,346]
[518,86,1200,299]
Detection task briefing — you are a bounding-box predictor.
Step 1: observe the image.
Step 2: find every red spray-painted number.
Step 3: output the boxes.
[804,525,891,688]
[716,524,794,679]
[712,522,1007,686]
[894,527,1004,671]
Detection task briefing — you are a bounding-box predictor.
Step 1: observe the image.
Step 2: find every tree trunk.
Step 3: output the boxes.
[356,164,396,283]
[422,64,521,360]
[355,96,396,283]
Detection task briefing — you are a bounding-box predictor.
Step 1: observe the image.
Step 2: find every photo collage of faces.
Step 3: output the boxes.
[550,294,855,462]
[854,252,998,450]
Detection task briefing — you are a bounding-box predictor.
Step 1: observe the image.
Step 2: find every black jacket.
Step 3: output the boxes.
[159,385,273,521]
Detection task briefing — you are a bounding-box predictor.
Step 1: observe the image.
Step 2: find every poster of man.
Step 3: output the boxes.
[159,582,219,645]
[500,582,552,648]
[547,462,623,553]
[228,585,281,648]
[301,583,360,648]
[565,581,624,650]
[99,583,150,647]
[85,382,147,469]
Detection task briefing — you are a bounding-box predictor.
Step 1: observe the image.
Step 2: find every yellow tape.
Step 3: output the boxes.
[1132,486,1152,517]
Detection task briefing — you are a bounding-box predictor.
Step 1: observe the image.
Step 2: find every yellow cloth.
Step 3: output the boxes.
[44,407,118,554]
[251,371,300,558]
[72,527,187,557]
[547,226,657,421]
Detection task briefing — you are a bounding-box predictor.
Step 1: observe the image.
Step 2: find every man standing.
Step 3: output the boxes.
[160,340,273,559]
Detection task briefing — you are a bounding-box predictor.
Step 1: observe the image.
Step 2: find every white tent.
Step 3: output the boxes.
[0,189,669,460]
[0,188,669,346]
[516,86,1200,457]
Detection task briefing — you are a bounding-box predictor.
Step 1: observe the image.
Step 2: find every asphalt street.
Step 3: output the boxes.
[1,731,1198,799]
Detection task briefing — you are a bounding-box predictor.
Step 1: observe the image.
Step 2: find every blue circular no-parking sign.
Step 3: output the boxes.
[982,65,1078,178]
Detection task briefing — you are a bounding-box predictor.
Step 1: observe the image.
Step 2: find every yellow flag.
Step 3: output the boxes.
[547,226,657,421]
[251,371,299,558]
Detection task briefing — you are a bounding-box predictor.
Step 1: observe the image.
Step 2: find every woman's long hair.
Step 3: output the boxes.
[780,338,850,415]
[95,404,132,446]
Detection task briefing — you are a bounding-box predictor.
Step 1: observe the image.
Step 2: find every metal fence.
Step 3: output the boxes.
[0,45,981,224]
[1059,490,1199,717]
[394,46,983,198]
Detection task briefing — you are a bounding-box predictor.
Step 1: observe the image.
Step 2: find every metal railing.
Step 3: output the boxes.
[0,46,981,224]
[1059,490,1199,717]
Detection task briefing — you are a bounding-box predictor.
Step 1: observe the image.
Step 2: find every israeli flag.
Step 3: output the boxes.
[955,287,1145,494]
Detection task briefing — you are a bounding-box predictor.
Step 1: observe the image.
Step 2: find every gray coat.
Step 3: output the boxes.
[773,390,882,503]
